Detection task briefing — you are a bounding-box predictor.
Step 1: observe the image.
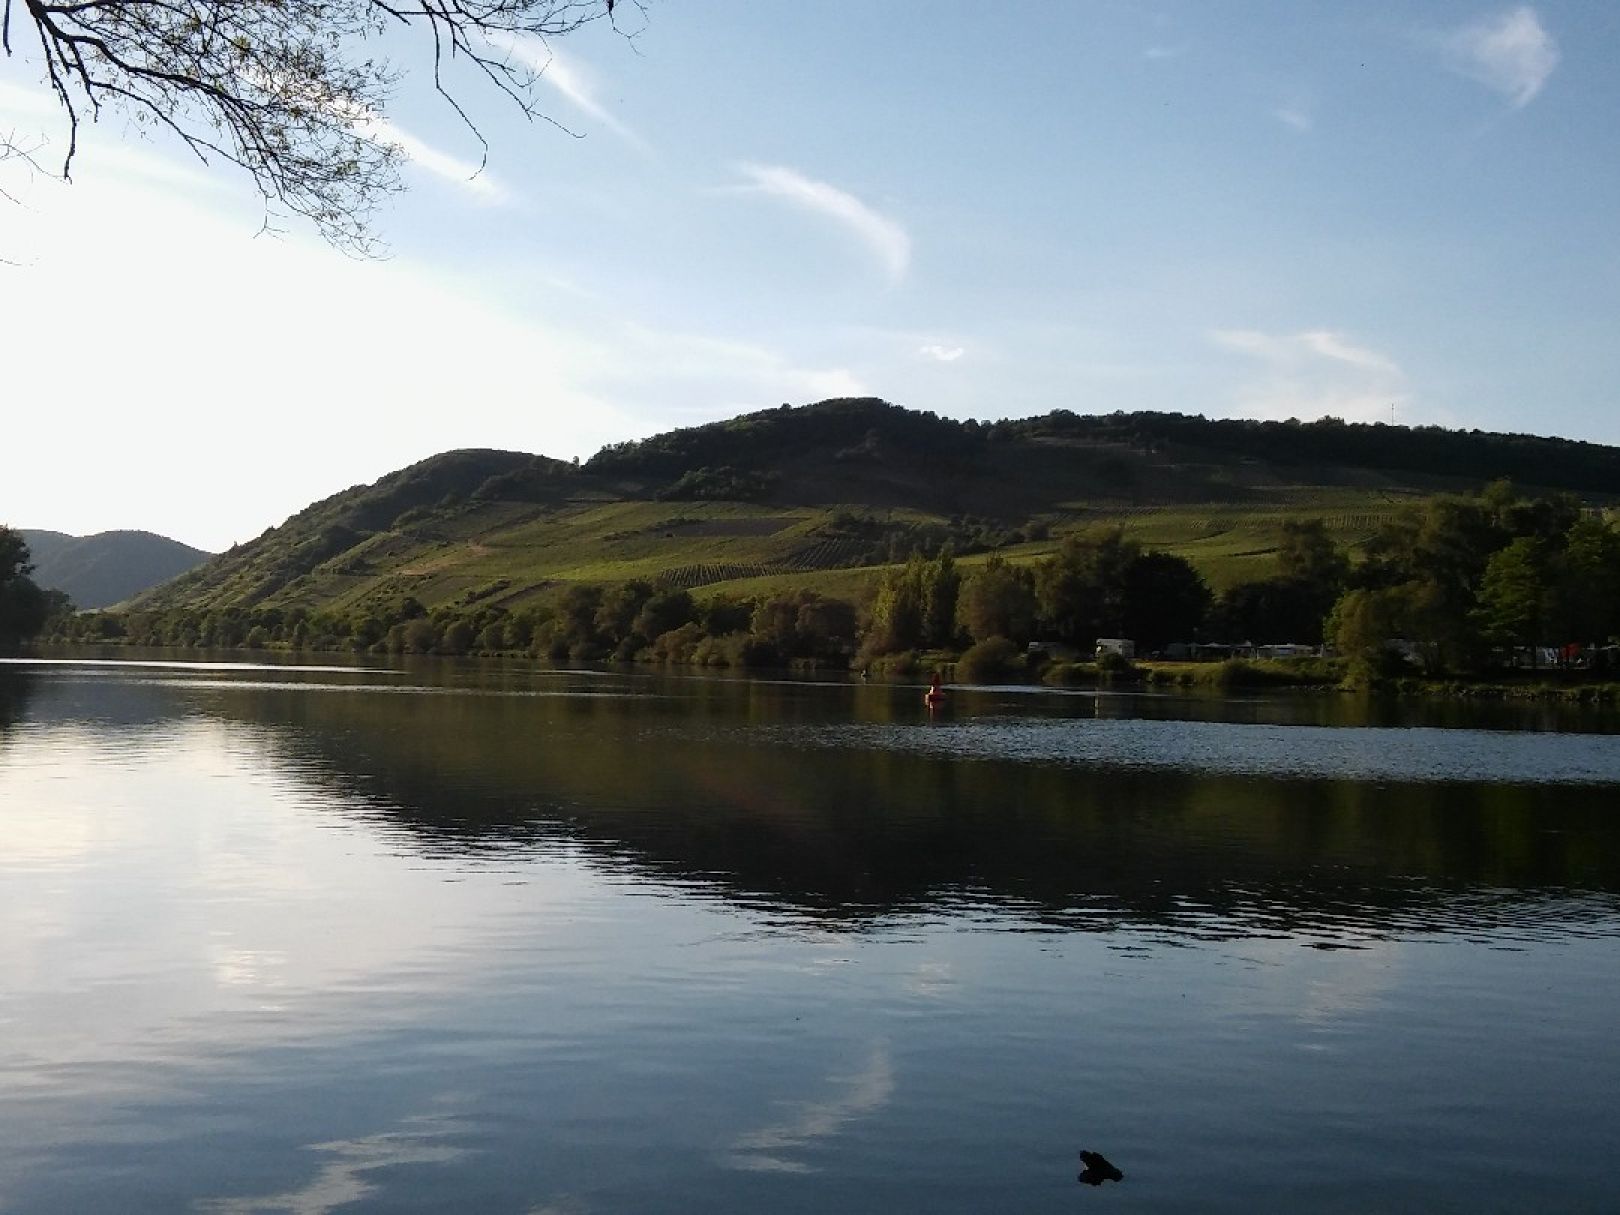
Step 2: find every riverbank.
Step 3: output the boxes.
[17,640,1620,704]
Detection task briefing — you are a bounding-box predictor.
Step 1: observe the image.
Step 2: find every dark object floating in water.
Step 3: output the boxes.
[1078,1149,1124,1186]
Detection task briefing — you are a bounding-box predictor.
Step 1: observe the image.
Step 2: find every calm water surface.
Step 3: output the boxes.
[2,656,1619,1212]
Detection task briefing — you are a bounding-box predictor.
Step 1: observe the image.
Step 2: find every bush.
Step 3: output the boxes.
[955,636,1020,683]
[402,618,438,653]
[1143,657,1348,690]
[1096,650,1138,681]
[862,649,921,677]
[690,633,747,667]
[738,637,783,667]
[650,622,705,663]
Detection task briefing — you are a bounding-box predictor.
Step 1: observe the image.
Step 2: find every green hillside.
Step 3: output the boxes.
[21,529,211,609]
[131,399,1620,615]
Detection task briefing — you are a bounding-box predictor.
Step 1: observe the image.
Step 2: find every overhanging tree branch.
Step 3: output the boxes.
[2,0,642,253]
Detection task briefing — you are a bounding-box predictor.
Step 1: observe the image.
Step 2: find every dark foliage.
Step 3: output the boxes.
[1012,411,1620,495]
[657,466,779,502]
[588,399,982,478]
[0,528,61,645]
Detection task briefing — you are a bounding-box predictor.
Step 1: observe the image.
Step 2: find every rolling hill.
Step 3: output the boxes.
[22,529,211,609]
[129,398,1620,616]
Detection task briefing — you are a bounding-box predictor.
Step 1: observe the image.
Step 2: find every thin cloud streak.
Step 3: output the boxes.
[365,118,509,203]
[494,35,649,152]
[219,64,510,204]
[1211,327,1409,424]
[734,162,911,283]
[1213,328,1398,376]
[919,344,965,362]
[1443,6,1558,107]
[1274,106,1312,133]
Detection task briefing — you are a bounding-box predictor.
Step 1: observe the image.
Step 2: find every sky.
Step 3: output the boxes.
[3,0,1619,551]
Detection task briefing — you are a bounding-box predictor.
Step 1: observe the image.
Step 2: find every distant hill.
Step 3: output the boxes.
[22,529,211,609]
[128,399,1620,616]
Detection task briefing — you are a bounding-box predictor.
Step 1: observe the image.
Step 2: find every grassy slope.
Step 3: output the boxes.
[128,400,1610,615]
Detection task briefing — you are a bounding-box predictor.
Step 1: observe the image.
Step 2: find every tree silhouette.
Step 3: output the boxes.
[4,0,636,251]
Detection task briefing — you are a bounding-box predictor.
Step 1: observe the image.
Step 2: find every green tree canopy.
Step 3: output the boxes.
[0,527,53,646]
[1474,538,1548,654]
[1277,518,1350,597]
[1548,518,1620,644]
[1122,551,1210,651]
[959,555,1037,645]
[1034,529,1138,646]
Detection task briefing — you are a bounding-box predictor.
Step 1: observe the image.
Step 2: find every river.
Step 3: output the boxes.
[1,656,1617,1212]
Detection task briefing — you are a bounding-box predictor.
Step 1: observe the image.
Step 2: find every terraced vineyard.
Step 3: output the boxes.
[656,563,775,590]
[779,537,873,571]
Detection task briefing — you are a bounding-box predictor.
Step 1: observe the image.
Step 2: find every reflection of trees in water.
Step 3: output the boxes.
[0,669,35,737]
[184,680,1620,944]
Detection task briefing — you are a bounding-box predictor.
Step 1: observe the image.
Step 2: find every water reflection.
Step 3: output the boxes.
[780,715,1620,783]
[0,666,35,735]
[4,659,1620,1213]
[11,662,1620,948]
[196,1108,472,1214]
[724,1042,894,1174]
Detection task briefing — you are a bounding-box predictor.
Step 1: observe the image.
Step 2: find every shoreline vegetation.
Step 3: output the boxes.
[880,650,1620,702]
[6,410,1619,704]
[18,639,1620,705]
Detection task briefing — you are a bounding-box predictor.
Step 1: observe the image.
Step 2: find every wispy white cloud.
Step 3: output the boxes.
[1211,327,1409,424]
[1274,105,1312,133]
[0,80,62,122]
[918,344,965,363]
[733,162,911,283]
[1442,6,1558,107]
[363,118,509,203]
[1294,330,1401,375]
[609,321,870,410]
[201,61,512,205]
[492,36,648,152]
[1144,45,1185,61]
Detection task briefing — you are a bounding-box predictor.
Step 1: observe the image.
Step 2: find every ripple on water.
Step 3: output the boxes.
[768,716,1620,785]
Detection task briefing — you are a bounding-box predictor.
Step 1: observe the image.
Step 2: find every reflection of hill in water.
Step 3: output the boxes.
[24,669,1620,942]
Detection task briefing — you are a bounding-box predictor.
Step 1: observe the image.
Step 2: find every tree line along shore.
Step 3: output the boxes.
[8,481,1620,700]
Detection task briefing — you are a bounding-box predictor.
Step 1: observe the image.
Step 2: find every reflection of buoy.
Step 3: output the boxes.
[924,673,947,708]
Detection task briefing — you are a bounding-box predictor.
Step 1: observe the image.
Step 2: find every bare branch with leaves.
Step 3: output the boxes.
[3,0,640,253]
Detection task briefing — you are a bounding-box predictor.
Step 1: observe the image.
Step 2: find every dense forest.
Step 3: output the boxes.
[590,398,1620,494]
[1015,411,1620,494]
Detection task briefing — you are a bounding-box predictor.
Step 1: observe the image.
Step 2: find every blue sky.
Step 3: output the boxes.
[2,1,1615,550]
